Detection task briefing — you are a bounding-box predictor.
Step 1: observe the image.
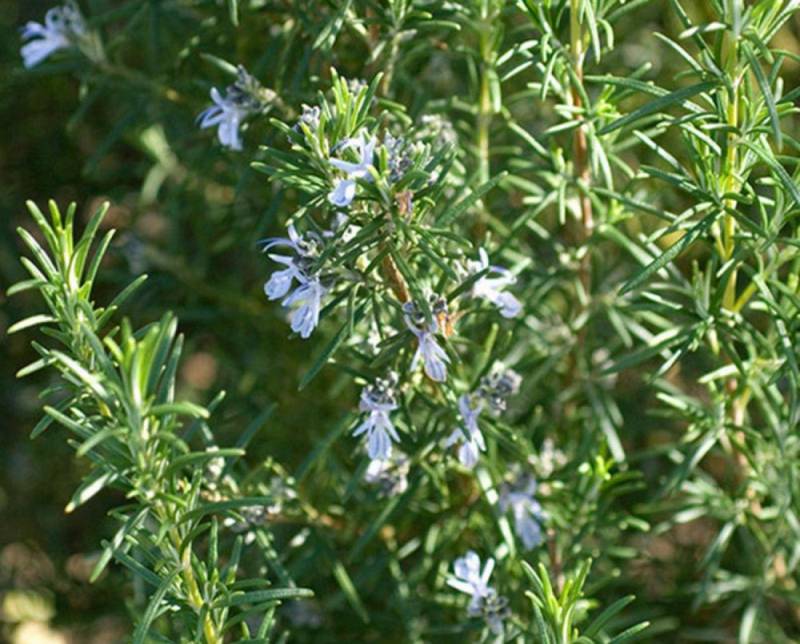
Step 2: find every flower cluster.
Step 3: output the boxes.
[325,120,440,210]
[294,104,322,133]
[364,452,410,497]
[479,367,523,415]
[384,133,424,184]
[353,373,401,460]
[20,1,102,68]
[446,366,521,468]
[261,225,329,339]
[418,114,458,147]
[198,65,273,150]
[196,70,529,631]
[448,551,509,635]
[533,438,568,477]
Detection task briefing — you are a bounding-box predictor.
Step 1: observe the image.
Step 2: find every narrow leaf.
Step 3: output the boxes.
[599,81,716,135]
[620,212,718,294]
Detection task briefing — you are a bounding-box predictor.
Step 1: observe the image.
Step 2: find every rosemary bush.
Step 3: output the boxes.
[4,0,800,641]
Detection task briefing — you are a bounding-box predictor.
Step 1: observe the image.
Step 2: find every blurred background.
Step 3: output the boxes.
[3,1,800,642]
[0,1,343,641]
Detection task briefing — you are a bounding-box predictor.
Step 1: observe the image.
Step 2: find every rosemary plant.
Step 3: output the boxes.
[5,0,800,641]
[10,200,311,642]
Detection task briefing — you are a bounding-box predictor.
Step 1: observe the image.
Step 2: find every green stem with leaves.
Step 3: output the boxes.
[12,201,311,642]
[718,21,750,448]
[476,6,497,187]
[720,31,741,312]
[570,0,593,299]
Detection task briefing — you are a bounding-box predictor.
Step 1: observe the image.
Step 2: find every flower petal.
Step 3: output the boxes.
[328,178,356,207]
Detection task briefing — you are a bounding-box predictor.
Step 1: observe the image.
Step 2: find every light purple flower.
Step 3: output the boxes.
[261,225,307,300]
[328,178,357,207]
[499,472,545,550]
[198,66,266,150]
[198,88,248,150]
[283,276,327,339]
[330,133,376,177]
[412,331,449,382]
[263,254,301,300]
[260,225,328,339]
[467,248,521,318]
[327,132,376,207]
[445,394,486,468]
[447,551,508,635]
[353,374,400,460]
[20,2,87,68]
[403,301,449,382]
[448,551,494,600]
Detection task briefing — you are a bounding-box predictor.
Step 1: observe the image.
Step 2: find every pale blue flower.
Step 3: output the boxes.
[198,88,248,150]
[448,551,494,599]
[448,551,508,635]
[353,375,400,460]
[499,472,545,550]
[328,178,357,208]
[261,225,307,300]
[260,225,328,339]
[412,330,449,382]
[481,591,509,636]
[467,248,521,318]
[329,134,376,177]
[445,394,486,468]
[198,66,266,150]
[403,300,450,382]
[263,254,301,300]
[283,276,327,339]
[20,2,86,68]
[328,132,376,207]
